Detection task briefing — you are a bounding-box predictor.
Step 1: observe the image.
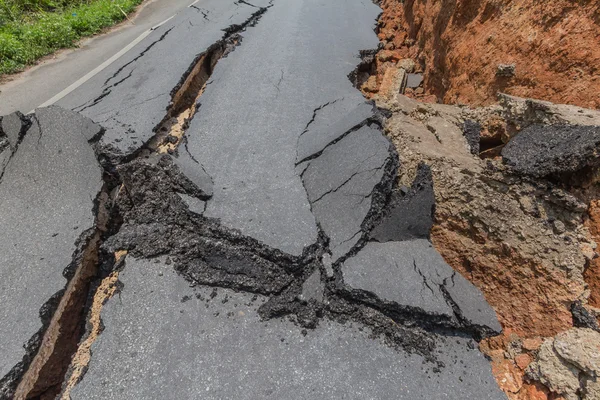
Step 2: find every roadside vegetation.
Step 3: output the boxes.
[0,0,143,75]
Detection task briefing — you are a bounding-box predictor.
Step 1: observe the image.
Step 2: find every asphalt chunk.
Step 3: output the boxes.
[341,240,502,334]
[0,106,103,398]
[462,120,481,155]
[370,163,435,242]
[68,257,506,400]
[502,124,600,178]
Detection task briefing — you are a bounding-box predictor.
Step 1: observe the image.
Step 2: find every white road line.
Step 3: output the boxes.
[151,14,175,30]
[33,13,177,113]
[187,0,200,7]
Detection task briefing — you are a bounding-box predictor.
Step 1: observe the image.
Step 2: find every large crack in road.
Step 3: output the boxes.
[0,1,507,399]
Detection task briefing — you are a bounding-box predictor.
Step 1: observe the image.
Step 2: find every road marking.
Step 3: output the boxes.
[33,13,177,113]
[187,0,200,7]
[151,15,175,30]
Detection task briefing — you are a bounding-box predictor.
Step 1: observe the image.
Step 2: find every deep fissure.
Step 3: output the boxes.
[1,6,278,397]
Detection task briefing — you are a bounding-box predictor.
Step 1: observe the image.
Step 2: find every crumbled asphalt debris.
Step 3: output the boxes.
[502,124,600,178]
[370,163,435,242]
[462,120,481,155]
[571,301,600,331]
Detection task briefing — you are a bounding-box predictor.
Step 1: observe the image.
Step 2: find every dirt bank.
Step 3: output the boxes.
[366,0,600,108]
[373,81,600,398]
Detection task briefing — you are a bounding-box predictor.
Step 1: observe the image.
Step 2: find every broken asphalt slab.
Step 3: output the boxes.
[502,124,600,178]
[369,163,435,243]
[0,106,103,398]
[295,98,375,163]
[301,124,397,261]
[68,257,506,400]
[341,240,502,334]
[183,0,382,256]
[57,0,273,161]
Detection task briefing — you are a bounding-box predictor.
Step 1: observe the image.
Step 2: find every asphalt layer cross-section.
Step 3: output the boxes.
[0,0,507,399]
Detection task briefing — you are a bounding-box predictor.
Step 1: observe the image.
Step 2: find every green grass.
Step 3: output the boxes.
[0,0,144,75]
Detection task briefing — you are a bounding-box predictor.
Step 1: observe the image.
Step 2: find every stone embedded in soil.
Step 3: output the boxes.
[570,301,600,331]
[527,328,600,400]
[301,125,395,261]
[0,106,103,396]
[68,257,506,400]
[341,239,501,332]
[406,73,423,88]
[502,124,600,178]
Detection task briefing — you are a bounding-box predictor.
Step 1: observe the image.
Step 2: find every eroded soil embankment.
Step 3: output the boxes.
[366,0,600,108]
[375,90,600,400]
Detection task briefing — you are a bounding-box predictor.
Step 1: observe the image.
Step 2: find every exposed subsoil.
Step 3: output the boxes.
[370,44,600,400]
[365,0,600,109]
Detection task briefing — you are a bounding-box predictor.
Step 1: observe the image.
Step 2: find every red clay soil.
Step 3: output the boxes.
[585,200,600,310]
[371,0,600,108]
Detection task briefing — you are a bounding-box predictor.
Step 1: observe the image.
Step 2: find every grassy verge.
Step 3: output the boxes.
[0,0,144,75]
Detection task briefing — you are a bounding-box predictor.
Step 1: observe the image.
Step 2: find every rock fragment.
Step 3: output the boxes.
[571,301,600,331]
[496,64,516,77]
[527,328,600,400]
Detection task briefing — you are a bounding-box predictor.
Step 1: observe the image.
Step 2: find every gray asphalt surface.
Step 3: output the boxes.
[0,0,508,398]
[58,0,272,160]
[71,257,506,400]
[184,0,381,256]
[342,240,502,332]
[0,107,102,390]
[0,0,194,116]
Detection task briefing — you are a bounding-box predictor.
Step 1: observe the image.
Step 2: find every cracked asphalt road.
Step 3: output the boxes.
[0,0,506,399]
